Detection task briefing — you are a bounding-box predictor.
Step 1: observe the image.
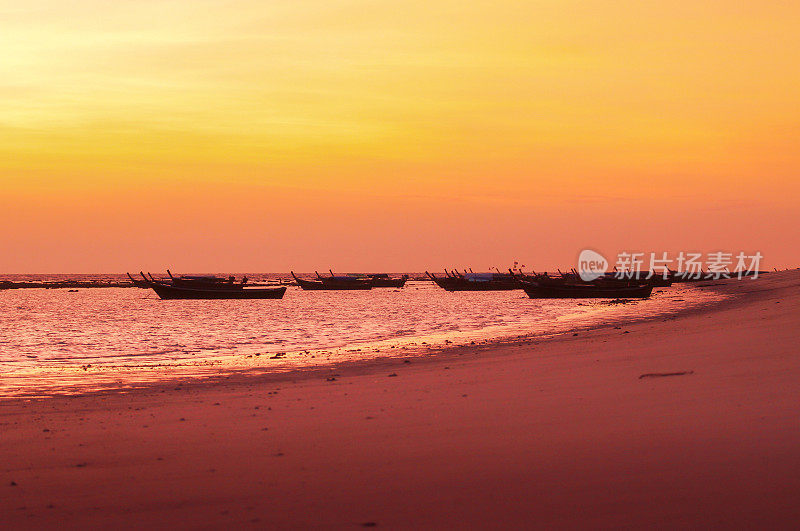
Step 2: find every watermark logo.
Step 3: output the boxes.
[578,249,608,281]
[576,250,764,280]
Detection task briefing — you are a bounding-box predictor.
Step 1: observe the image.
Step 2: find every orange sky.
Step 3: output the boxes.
[2,1,798,272]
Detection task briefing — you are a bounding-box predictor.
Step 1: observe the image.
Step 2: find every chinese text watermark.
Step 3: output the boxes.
[578,250,764,281]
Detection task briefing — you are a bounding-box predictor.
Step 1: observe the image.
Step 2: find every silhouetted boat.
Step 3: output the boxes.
[368,274,408,287]
[551,268,674,287]
[426,270,521,291]
[291,271,373,290]
[518,278,654,299]
[166,269,246,290]
[139,273,285,299]
[127,272,150,288]
[328,271,408,288]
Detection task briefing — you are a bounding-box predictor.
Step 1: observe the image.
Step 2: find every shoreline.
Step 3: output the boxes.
[2,270,799,528]
[3,279,733,400]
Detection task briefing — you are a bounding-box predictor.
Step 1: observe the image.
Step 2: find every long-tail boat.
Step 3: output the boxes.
[291,271,373,290]
[139,273,285,299]
[127,272,150,288]
[166,269,246,290]
[519,279,654,299]
[516,275,654,299]
[327,270,408,288]
[503,269,655,298]
[426,270,521,291]
[564,268,673,288]
[367,274,408,288]
[539,268,673,288]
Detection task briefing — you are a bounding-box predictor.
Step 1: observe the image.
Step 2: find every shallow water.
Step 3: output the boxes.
[0,275,726,397]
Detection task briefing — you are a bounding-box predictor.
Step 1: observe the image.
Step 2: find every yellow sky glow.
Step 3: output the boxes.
[2,1,798,271]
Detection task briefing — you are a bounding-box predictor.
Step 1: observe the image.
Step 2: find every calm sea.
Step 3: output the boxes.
[0,274,726,397]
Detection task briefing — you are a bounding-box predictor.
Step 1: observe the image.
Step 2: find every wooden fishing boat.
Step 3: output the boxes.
[126,272,150,288]
[291,272,372,290]
[518,278,654,299]
[139,273,285,299]
[426,271,521,291]
[526,268,673,288]
[327,271,408,288]
[368,274,408,288]
[166,270,245,290]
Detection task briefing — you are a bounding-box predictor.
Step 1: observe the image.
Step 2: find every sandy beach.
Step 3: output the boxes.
[2,271,799,529]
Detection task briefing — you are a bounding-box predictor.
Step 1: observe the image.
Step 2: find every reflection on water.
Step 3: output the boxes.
[0,277,726,397]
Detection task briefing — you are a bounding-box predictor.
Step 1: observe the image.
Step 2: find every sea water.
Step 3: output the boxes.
[0,275,727,397]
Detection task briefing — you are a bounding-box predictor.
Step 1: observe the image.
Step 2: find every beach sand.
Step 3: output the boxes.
[2,271,799,529]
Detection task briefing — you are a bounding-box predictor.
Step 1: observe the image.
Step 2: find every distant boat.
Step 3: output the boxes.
[165,269,246,290]
[328,270,408,288]
[518,277,654,299]
[291,271,373,290]
[139,273,285,300]
[366,273,408,288]
[426,270,521,291]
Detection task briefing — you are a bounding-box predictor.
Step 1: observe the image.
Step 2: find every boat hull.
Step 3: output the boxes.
[294,278,372,291]
[432,278,520,291]
[127,273,151,289]
[169,279,244,290]
[370,278,407,288]
[521,281,653,299]
[148,283,287,300]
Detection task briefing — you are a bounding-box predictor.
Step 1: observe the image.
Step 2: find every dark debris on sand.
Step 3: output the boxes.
[639,371,694,379]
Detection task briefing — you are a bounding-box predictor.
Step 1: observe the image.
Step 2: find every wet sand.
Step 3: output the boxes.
[2,271,800,529]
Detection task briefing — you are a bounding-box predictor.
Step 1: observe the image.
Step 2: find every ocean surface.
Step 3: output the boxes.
[0,274,727,397]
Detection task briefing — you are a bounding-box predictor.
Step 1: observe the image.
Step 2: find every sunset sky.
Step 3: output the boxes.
[2,0,798,272]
